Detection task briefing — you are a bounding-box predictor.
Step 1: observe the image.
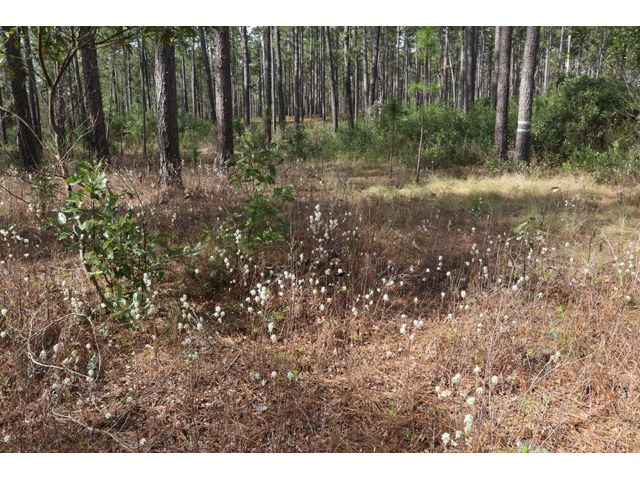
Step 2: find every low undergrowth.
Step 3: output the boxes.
[1,159,640,452]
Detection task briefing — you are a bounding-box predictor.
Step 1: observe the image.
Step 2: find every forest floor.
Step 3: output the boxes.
[2,156,640,452]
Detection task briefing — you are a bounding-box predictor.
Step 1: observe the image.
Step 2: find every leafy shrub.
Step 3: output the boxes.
[533,75,635,159]
[221,137,295,249]
[47,161,199,324]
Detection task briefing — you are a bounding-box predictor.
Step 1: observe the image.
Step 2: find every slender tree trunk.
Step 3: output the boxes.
[596,27,607,78]
[241,27,251,127]
[79,26,109,162]
[543,26,552,89]
[274,27,285,129]
[558,26,566,78]
[514,27,540,164]
[458,28,466,110]
[321,27,326,122]
[262,27,272,147]
[180,54,188,114]
[494,26,512,161]
[21,27,42,148]
[3,27,39,168]
[463,26,477,114]
[197,27,216,122]
[343,26,354,129]
[369,26,381,108]
[191,46,198,117]
[214,26,233,166]
[354,27,359,121]
[491,26,500,107]
[362,26,369,116]
[477,28,485,100]
[394,26,400,98]
[139,35,147,159]
[324,27,339,133]
[565,34,572,76]
[154,38,181,186]
[293,26,301,124]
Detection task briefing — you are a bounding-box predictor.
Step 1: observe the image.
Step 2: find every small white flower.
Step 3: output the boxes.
[386,351,393,358]
[1,309,7,316]
[400,324,407,335]
[452,373,462,384]
[270,334,277,342]
[491,375,499,386]
[139,438,146,446]
[3,435,10,442]
[194,268,200,275]
[441,432,451,446]
[460,290,466,299]
[466,397,476,405]
[473,366,481,374]
[105,412,112,419]
[271,371,277,378]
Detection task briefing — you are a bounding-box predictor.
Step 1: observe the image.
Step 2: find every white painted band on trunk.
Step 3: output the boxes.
[517,128,531,133]
[518,120,531,125]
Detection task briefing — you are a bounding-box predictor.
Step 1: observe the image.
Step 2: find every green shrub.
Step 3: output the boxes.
[533,75,635,158]
[46,161,199,324]
[220,137,295,249]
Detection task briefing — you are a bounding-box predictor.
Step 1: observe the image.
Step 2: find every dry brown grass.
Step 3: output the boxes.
[2,158,640,452]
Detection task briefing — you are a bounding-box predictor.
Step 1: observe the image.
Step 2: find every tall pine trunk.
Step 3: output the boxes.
[154,38,181,186]
[198,27,216,122]
[324,27,339,133]
[369,27,381,108]
[3,26,39,168]
[494,26,512,161]
[241,27,251,127]
[343,26,354,129]
[79,27,109,162]
[262,27,272,147]
[514,27,540,164]
[274,27,285,129]
[214,26,233,166]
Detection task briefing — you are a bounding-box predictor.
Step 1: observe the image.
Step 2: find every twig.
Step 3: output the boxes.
[51,410,135,452]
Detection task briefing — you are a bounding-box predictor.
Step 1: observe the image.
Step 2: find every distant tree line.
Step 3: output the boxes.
[1,26,638,183]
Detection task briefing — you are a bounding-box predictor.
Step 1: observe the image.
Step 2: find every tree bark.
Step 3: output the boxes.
[368,26,381,108]
[154,37,181,186]
[262,27,272,147]
[565,34,572,76]
[494,26,512,161]
[21,27,42,148]
[343,26,354,129]
[3,27,39,168]
[463,26,477,114]
[491,26,500,107]
[362,26,369,115]
[543,27,552,89]
[241,27,251,127]
[213,26,233,166]
[139,35,147,159]
[324,27,339,133]
[274,27,286,129]
[79,27,109,162]
[293,27,301,124]
[514,27,540,164]
[197,27,216,122]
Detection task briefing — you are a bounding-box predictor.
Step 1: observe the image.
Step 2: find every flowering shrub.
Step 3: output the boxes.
[46,161,199,324]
